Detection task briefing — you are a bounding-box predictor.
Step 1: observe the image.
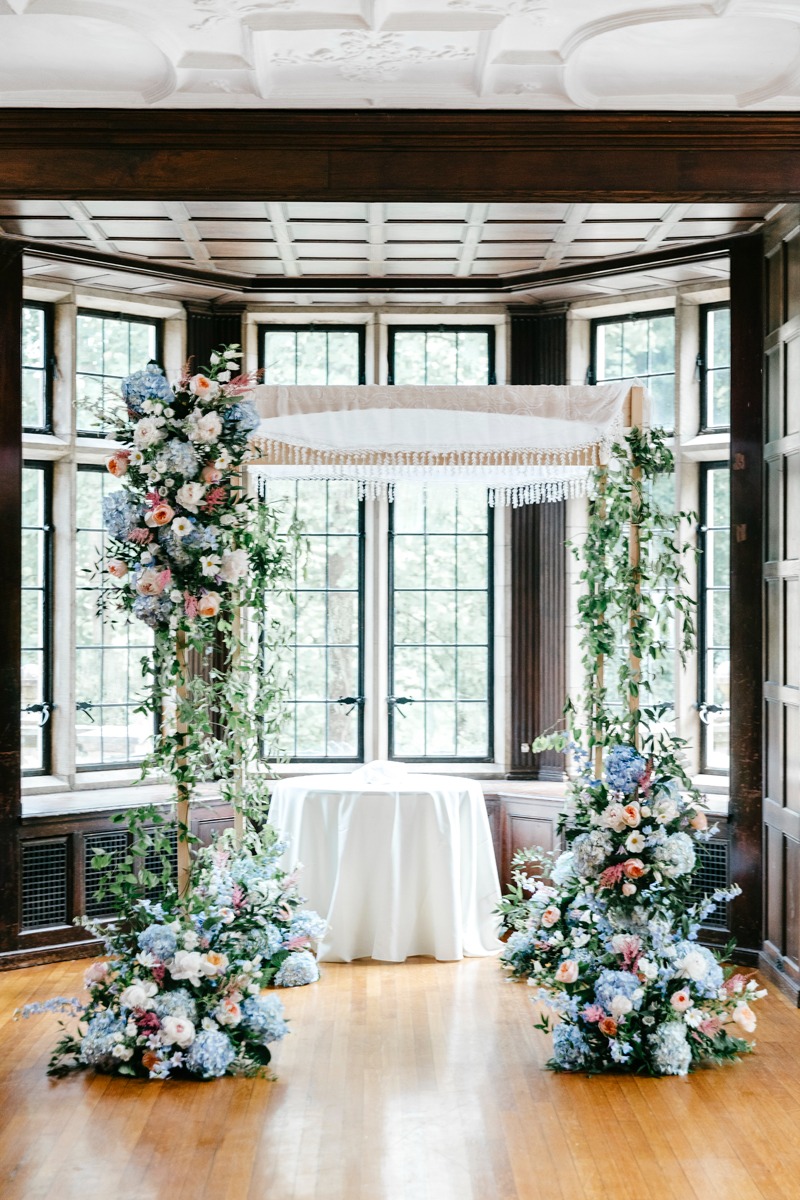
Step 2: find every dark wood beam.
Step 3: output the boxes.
[2,110,800,200]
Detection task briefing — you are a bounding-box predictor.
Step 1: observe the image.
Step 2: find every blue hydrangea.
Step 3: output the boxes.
[650,1021,692,1076]
[223,401,260,433]
[79,1010,127,1072]
[132,594,173,629]
[152,988,198,1023]
[159,529,191,568]
[552,1022,591,1070]
[185,1029,236,1079]
[237,924,284,962]
[182,526,219,552]
[571,830,613,877]
[501,929,535,965]
[122,364,174,416]
[653,832,696,878]
[241,994,289,1045]
[671,941,724,997]
[551,851,577,887]
[274,951,319,988]
[102,491,141,541]
[593,970,644,1013]
[159,439,199,479]
[137,923,177,961]
[604,745,647,794]
[288,911,327,943]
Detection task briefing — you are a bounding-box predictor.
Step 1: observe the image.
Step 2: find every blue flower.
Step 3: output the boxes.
[182,526,218,552]
[102,491,141,541]
[237,924,284,962]
[137,923,177,961]
[650,1021,692,1076]
[153,988,198,1024]
[223,401,260,433]
[552,1022,591,1071]
[571,830,613,877]
[274,951,319,988]
[79,1010,127,1073]
[551,851,577,887]
[185,1029,236,1079]
[159,439,199,479]
[593,970,644,1013]
[605,745,647,794]
[653,832,696,878]
[287,911,327,943]
[241,994,289,1046]
[122,364,174,416]
[132,594,173,629]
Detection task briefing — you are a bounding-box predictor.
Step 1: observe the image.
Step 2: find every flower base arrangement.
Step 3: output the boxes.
[499,743,764,1075]
[24,828,324,1079]
[21,347,324,1080]
[499,423,766,1075]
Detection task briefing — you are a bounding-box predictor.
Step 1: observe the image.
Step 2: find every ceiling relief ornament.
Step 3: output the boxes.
[447,0,550,19]
[270,31,475,82]
[189,0,297,31]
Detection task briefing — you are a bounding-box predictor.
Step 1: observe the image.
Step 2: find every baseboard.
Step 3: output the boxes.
[0,937,100,972]
[758,951,800,1005]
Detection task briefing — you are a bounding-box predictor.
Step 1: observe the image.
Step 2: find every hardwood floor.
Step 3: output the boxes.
[1,956,798,1200]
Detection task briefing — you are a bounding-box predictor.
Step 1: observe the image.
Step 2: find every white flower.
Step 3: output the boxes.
[625,831,646,853]
[215,448,232,469]
[112,1044,134,1061]
[198,554,220,578]
[210,352,221,365]
[119,980,158,1010]
[677,949,710,982]
[685,1008,705,1028]
[176,481,206,513]
[224,348,240,360]
[189,410,223,444]
[601,803,627,833]
[169,950,206,987]
[219,513,237,527]
[653,797,679,824]
[611,995,633,1020]
[733,1002,757,1033]
[161,1016,196,1048]
[217,370,231,383]
[182,930,199,951]
[172,516,193,538]
[219,548,248,584]
[133,418,166,448]
[130,450,144,466]
[189,374,220,401]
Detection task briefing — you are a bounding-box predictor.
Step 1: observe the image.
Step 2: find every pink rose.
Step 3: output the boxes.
[670,988,693,1012]
[602,803,627,832]
[84,960,109,985]
[201,464,222,484]
[622,802,641,828]
[598,1016,618,1038]
[144,502,175,528]
[198,591,221,618]
[621,882,637,896]
[107,450,130,477]
[107,558,128,579]
[732,1002,757,1033]
[623,858,647,879]
[555,960,579,984]
[690,811,708,832]
[136,567,170,597]
[541,905,561,928]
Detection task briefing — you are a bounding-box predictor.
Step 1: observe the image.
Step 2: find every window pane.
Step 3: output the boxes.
[262,327,361,386]
[21,464,51,773]
[75,467,154,767]
[700,465,730,771]
[594,312,676,431]
[703,306,731,429]
[76,312,158,433]
[389,484,492,760]
[391,328,491,387]
[22,305,50,430]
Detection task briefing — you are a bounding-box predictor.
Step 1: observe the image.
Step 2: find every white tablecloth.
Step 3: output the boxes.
[268,772,502,963]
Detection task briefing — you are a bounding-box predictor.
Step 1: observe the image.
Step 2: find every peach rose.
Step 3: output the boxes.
[84,960,109,985]
[598,1016,618,1038]
[189,373,220,400]
[623,858,647,879]
[201,464,222,484]
[690,811,708,832]
[106,450,130,477]
[107,558,128,579]
[144,502,175,528]
[622,802,641,828]
[555,960,579,984]
[541,905,561,928]
[670,988,693,1012]
[622,882,637,896]
[198,591,221,618]
[136,567,170,597]
[601,803,628,833]
[732,1002,757,1033]
[203,950,229,974]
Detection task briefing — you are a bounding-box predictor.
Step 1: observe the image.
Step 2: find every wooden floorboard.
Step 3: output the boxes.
[0,956,797,1200]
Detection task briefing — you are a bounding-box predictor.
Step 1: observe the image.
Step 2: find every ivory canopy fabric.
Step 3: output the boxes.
[248,381,635,505]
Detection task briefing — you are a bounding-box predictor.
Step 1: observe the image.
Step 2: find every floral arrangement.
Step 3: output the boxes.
[23,828,325,1080]
[101,347,262,635]
[499,743,764,1075]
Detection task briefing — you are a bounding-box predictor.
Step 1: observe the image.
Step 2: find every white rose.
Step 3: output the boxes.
[732,1002,757,1033]
[678,950,709,982]
[169,950,205,987]
[161,1016,196,1048]
[183,929,199,951]
[218,548,248,584]
[133,418,165,448]
[112,1044,134,1061]
[119,980,158,1010]
[176,481,206,513]
[610,995,633,1020]
[190,410,223,444]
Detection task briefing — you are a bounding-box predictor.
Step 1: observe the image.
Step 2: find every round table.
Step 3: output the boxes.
[268,770,502,963]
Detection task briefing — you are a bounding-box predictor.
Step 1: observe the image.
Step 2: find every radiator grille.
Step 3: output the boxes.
[84,831,128,919]
[693,839,730,931]
[21,839,68,930]
[145,825,178,902]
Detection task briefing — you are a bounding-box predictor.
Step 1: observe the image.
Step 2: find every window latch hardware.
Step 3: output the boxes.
[22,701,53,727]
[76,701,96,723]
[387,696,415,718]
[336,696,365,716]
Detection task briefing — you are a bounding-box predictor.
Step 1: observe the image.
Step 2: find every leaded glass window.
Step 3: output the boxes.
[21,464,52,774]
[700,304,731,431]
[592,311,676,431]
[22,304,52,432]
[76,310,160,433]
[74,466,154,767]
[699,464,730,772]
[262,326,365,385]
[388,326,494,386]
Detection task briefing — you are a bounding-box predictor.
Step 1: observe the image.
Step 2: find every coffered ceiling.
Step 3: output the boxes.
[1,1,800,110]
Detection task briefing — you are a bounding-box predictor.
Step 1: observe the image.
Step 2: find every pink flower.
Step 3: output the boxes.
[555,960,579,984]
[699,1016,722,1037]
[599,863,626,889]
[107,558,128,579]
[84,960,109,985]
[582,1004,605,1023]
[622,802,641,828]
[128,527,153,545]
[107,450,130,477]
[623,858,647,879]
[541,905,561,928]
[670,988,693,1012]
[732,1002,757,1033]
[197,591,221,618]
[136,567,170,597]
[202,486,227,512]
[184,593,199,618]
[201,464,222,484]
[690,811,708,832]
[621,882,637,896]
[145,502,175,528]
[598,1016,618,1038]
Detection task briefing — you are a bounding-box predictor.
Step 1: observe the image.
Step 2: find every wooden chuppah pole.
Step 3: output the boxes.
[627,386,646,753]
[175,628,192,896]
[592,466,607,780]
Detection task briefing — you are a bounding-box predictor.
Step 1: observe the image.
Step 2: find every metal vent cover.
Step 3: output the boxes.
[21,839,68,930]
[144,825,178,902]
[693,839,730,931]
[83,830,128,919]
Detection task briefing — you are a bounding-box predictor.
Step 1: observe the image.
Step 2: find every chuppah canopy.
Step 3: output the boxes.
[248,381,644,505]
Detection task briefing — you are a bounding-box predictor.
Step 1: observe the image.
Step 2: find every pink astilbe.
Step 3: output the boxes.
[598,863,626,889]
[699,1016,722,1036]
[184,592,199,618]
[582,1004,605,1023]
[231,883,245,912]
[202,486,227,512]
[134,1010,161,1035]
[128,527,153,545]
